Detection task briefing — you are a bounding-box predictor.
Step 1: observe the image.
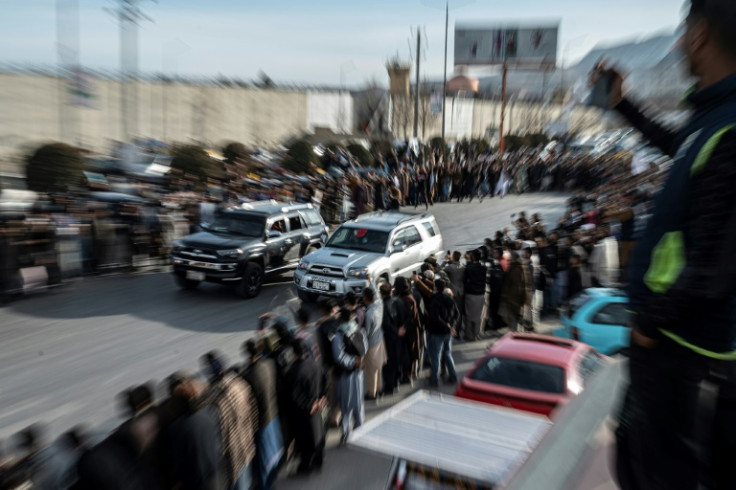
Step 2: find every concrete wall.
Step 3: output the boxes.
[306,91,354,134]
[0,72,609,167]
[0,73,333,160]
[390,93,607,143]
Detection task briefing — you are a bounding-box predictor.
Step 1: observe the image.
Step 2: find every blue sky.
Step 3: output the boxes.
[1,0,682,85]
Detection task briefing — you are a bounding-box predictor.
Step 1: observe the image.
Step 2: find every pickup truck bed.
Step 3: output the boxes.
[348,391,552,488]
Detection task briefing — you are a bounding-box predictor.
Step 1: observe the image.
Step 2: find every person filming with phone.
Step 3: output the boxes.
[599,1,736,489]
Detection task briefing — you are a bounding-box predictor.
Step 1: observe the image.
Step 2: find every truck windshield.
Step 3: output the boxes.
[207,213,265,237]
[326,226,388,254]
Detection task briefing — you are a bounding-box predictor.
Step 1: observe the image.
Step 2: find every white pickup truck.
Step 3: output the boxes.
[294,211,443,301]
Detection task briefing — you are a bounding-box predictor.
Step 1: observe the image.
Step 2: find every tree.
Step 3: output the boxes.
[346,143,374,168]
[170,145,221,184]
[255,71,276,89]
[370,139,392,158]
[284,139,317,174]
[222,142,249,164]
[26,142,84,194]
[470,138,491,157]
[429,137,448,159]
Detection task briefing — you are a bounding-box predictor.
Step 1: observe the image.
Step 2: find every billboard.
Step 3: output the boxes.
[454,24,558,69]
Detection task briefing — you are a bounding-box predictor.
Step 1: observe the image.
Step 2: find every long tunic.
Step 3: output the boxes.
[331,324,367,435]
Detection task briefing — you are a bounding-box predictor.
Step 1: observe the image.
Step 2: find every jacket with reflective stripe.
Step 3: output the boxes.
[619,74,736,356]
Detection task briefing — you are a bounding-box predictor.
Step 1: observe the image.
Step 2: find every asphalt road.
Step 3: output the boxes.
[0,192,570,454]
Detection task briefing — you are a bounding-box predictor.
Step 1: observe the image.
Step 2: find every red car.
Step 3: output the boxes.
[454,333,608,417]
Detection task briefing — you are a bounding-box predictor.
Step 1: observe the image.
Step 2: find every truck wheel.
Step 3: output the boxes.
[237,262,264,299]
[297,289,318,303]
[175,274,200,290]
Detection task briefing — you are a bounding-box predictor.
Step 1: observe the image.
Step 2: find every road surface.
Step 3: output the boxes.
[0,193,570,445]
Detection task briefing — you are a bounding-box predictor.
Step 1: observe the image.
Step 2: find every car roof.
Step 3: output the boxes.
[220,201,315,217]
[489,333,589,368]
[344,211,434,232]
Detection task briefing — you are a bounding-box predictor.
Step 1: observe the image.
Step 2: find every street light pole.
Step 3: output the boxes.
[413,28,421,139]
[441,1,448,143]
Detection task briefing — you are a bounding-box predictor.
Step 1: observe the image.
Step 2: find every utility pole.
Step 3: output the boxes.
[413,28,421,139]
[111,0,153,146]
[441,1,449,143]
[56,0,80,144]
[499,62,508,154]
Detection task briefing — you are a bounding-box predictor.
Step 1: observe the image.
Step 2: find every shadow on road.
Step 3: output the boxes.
[3,271,299,333]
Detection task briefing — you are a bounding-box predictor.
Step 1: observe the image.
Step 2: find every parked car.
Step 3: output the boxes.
[555,288,630,356]
[454,333,608,417]
[294,211,443,301]
[171,201,329,298]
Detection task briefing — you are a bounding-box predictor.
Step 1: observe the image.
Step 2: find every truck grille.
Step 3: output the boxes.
[179,247,218,260]
[309,265,345,278]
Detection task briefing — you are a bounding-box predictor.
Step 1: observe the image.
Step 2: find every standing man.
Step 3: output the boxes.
[463,250,488,341]
[487,248,506,331]
[293,307,320,362]
[426,279,459,387]
[607,1,736,488]
[200,352,259,490]
[361,287,386,400]
[522,246,538,332]
[498,252,527,332]
[241,340,283,490]
[314,300,341,429]
[285,340,326,474]
[551,232,571,311]
[165,373,226,490]
[442,251,466,333]
[537,236,558,315]
[331,308,367,445]
[379,282,406,396]
[565,254,584,303]
[529,247,547,331]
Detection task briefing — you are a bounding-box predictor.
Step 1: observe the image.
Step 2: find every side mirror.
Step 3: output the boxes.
[268,230,282,239]
[392,242,405,254]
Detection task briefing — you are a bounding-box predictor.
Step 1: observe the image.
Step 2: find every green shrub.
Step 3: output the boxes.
[171,145,221,182]
[346,143,374,168]
[222,142,249,164]
[26,142,84,194]
[284,139,317,174]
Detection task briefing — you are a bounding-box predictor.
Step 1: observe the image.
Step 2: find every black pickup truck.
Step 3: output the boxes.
[172,201,329,298]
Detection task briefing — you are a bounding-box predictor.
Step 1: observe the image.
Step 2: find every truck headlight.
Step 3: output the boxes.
[217,248,242,257]
[298,259,310,271]
[347,267,370,279]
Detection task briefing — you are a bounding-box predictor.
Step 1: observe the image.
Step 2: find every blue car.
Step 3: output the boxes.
[555,288,630,356]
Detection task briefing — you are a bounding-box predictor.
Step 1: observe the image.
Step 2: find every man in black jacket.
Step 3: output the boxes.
[314,299,341,428]
[165,374,225,490]
[537,236,558,315]
[286,340,327,474]
[426,279,459,387]
[565,254,583,303]
[241,340,283,490]
[380,282,407,396]
[607,1,736,488]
